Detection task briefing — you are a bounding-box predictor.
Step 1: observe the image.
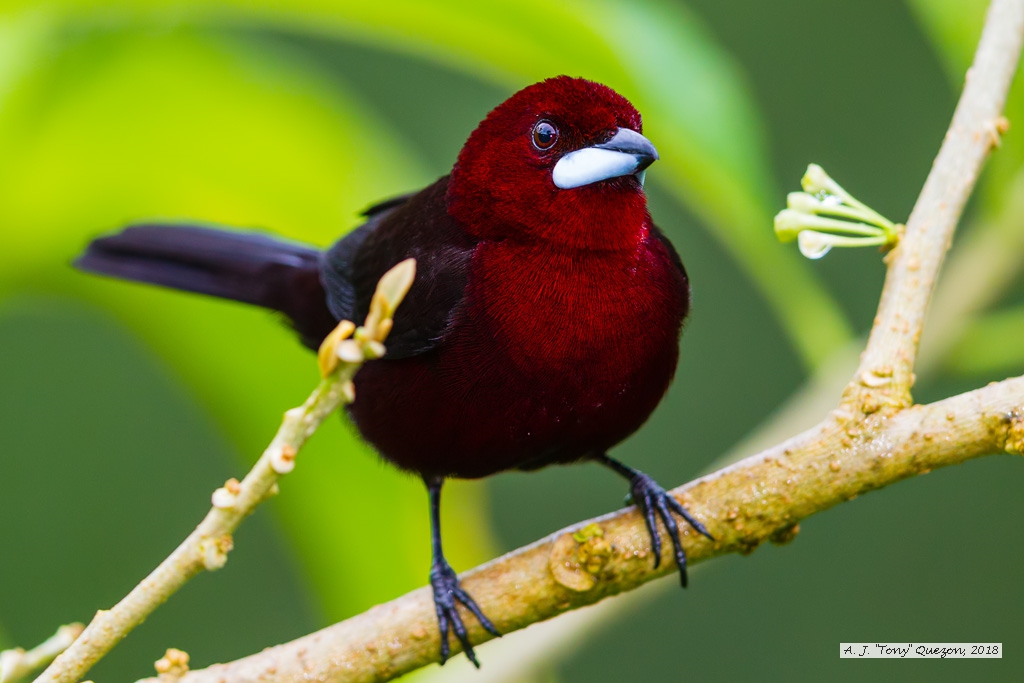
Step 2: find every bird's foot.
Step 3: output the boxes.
[627,471,714,587]
[430,558,500,667]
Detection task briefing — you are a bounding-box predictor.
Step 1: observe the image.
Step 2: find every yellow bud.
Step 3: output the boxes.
[336,339,364,364]
[786,191,821,213]
[317,320,356,377]
[377,258,417,314]
[364,259,417,336]
[801,163,833,194]
[773,209,807,242]
[364,340,387,359]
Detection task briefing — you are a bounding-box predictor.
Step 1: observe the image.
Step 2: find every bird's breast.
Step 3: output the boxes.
[442,233,688,428]
[349,230,689,479]
[462,237,686,385]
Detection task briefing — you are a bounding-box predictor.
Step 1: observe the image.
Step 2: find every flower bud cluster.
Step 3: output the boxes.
[775,164,900,259]
[316,258,416,380]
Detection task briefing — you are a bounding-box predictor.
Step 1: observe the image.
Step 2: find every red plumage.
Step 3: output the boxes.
[75,75,708,667]
[350,77,688,477]
[351,189,687,478]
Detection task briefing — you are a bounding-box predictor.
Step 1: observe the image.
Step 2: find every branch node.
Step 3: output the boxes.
[336,339,364,364]
[154,649,190,681]
[211,478,242,509]
[988,115,1011,148]
[200,535,234,571]
[550,531,600,592]
[859,367,893,388]
[1002,409,1024,454]
[0,624,83,683]
[769,523,800,546]
[317,320,356,377]
[271,444,298,475]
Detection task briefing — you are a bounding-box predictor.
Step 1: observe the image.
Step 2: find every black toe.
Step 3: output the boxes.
[430,559,499,667]
[628,471,713,585]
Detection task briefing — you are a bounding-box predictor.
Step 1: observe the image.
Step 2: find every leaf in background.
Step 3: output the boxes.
[0,21,492,621]
[908,0,1024,209]
[908,0,1024,379]
[905,0,988,79]
[0,11,50,105]
[946,305,1024,377]
[4,0,852,367]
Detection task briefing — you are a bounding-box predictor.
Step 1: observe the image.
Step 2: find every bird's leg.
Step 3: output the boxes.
[594,453,714,587]
[425,476,499,667]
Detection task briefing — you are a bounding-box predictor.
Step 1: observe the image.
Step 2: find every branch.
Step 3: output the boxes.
[919,165,1024,374]
[138,1,1024,682]
[32,261,417,683]
[846,0,1024,410]
[0,625,83,683]
[146,376,1024,683]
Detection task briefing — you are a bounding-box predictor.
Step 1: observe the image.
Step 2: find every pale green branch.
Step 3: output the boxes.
[0,625,83,683]
[919,165,1024,374]
[32,261,417,683]
[846,0,1024,410]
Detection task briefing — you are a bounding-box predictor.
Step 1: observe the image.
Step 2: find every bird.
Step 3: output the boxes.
[75,75,714,667]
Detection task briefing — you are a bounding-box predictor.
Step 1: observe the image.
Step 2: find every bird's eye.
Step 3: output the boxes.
[532,120,558,150]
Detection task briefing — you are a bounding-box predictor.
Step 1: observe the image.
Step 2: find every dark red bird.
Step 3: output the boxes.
[76,76,712,666]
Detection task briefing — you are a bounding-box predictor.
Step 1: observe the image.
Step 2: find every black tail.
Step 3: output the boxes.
[76,224,338,348]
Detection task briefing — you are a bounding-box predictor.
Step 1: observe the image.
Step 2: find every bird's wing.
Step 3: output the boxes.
[321,176,476,359]
[358,191,418,218]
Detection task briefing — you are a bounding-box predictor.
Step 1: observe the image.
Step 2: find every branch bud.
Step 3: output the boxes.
[335,339,364,364]
[270,444,297,474]
[210,487,237,510]
[200,535,233,571]
[154,648,190,680]
[317,320,356,378]
[363,258,417,341]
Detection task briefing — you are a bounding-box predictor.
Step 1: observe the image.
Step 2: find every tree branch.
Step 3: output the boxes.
[919,165,1024,374]
[144,375,1024,683]
[846,0,1024,410]
[132,1,1024,682]
[0,625,83,683]
[35,379,344,683]
[32,261,417,683]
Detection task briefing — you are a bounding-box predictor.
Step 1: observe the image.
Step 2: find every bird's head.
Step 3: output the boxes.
[448,76,656,250]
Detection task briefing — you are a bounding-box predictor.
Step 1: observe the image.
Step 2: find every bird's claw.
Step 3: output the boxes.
[628,472,714,587]
[430,558,500,667]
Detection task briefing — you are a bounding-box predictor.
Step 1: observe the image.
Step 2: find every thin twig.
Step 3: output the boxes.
[32,261,417,683]
[0,625,83,683]
[35,380,343,683]
[134,2,1024,681]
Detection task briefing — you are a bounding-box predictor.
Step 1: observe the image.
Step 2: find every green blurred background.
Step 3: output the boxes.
[1,0,1023,681]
